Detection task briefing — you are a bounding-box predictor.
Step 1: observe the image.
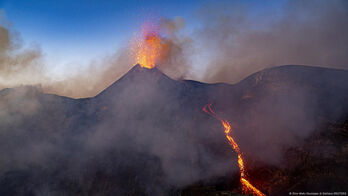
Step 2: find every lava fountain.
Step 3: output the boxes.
[130,22,169,69]
[203,103,265,196]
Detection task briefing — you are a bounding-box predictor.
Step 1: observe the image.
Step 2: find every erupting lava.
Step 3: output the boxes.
[130,22,168,69]
[203,103,265,196]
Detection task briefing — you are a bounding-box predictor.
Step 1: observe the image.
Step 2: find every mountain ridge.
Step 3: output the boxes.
[2,64,347,100]
[0,64,348,195]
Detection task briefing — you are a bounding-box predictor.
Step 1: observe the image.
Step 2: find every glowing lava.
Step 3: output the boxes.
[130,22,168,69]
[203,103,265,196]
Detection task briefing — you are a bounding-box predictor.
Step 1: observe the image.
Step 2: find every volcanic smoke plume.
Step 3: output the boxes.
[0,63,347,195]
[0,1,348,195]
[196,0,348,83]
[1,0,348,97]
[0,12,45,90]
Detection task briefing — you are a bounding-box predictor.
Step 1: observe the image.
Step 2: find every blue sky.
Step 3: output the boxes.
[1,0,204,71]
[1,0,346,98]
[0,0,291,80]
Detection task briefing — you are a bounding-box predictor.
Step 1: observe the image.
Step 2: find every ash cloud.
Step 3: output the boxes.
[44,17,194,98]
[0,10,132,98]
[0,1,348,194]
[0,69,238,195]
[0,13,193,98]
[0,11,47,89]
[188,0,348,164]
[2,64,347,195]
[157,17,194,80]
[1,0,348,97]
[195,0,348,83]
[43,48,133,98]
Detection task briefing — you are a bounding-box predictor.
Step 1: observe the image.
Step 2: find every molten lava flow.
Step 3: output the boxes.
[130,22,168,69]
[203,103,265,196]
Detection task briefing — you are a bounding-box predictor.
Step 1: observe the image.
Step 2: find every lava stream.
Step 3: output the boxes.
[203,103,265,196]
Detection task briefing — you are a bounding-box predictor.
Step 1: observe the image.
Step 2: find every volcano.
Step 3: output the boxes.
[0,64,348,195]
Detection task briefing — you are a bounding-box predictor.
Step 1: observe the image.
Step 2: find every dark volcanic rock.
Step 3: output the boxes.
[0,64,347,195]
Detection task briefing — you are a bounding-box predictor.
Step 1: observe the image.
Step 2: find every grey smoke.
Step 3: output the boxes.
[1,0,348,98]
[0,1,347,195]
[0,11,46,89]
[196,0,348,83]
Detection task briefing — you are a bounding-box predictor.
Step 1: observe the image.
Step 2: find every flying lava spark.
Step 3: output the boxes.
[130,22,169,69]
[203,103,265,196]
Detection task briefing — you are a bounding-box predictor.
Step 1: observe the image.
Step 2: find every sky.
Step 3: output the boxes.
[1,0,347,98]
[0,0,205,73]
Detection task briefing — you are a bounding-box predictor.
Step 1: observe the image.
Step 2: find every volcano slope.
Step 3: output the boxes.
[0,64,347,195]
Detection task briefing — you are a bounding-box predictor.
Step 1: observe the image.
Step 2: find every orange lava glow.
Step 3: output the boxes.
[203,103,265,196]
[130,22,168,69]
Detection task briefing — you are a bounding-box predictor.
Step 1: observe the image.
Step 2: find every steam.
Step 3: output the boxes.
[196,0,348,83]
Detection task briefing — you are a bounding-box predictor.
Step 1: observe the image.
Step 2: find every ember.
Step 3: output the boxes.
[130,22,169,69]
